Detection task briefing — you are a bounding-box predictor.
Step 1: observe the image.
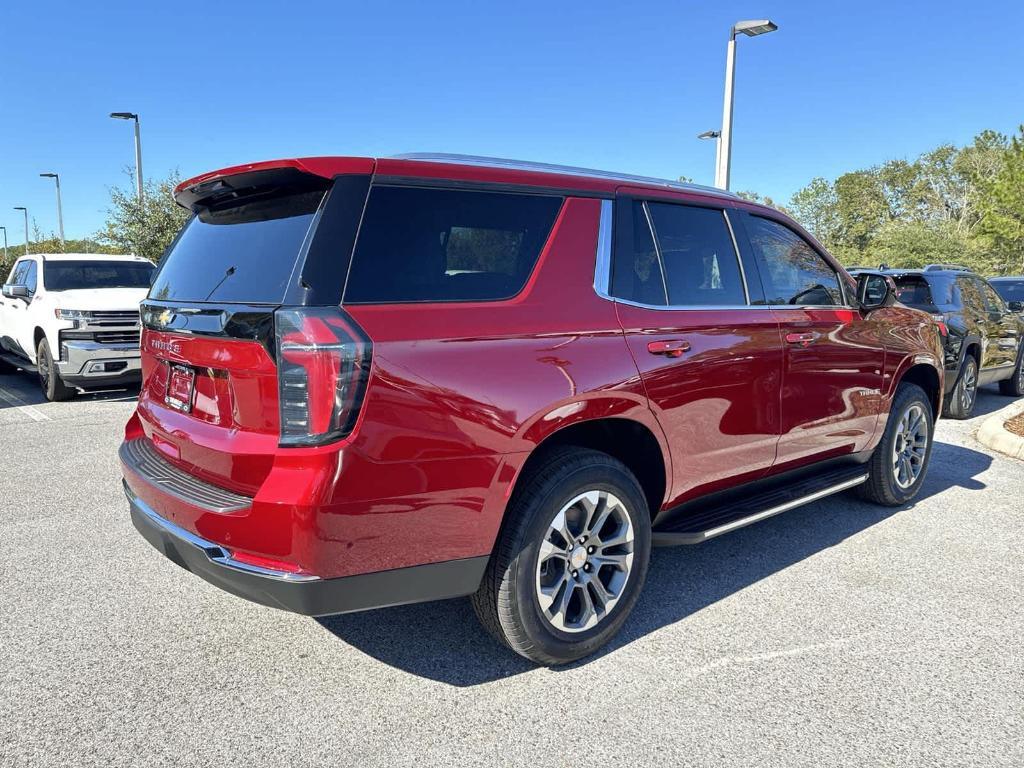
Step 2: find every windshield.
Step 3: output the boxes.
[44,260,154,291]
[992,279,1024,304]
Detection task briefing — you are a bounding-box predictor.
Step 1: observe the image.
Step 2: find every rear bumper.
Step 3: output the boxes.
[125,482,488,616]
[57,340,141,384]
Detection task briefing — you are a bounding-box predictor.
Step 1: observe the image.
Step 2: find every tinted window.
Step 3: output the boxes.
[992,279,1024,304]
[892,275,935,308]
[344,186,562,303]
[745,216,843,306]
[647,203,745,306]
[957,277,986,314]
[610,201,666,305]
[980,280,1008,313]
[43,260,154,291]
[150,190,325,304]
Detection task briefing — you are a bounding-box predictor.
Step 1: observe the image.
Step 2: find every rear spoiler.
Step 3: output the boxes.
[175,157,376,211]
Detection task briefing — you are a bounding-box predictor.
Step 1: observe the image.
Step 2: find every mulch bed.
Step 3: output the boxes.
[1006,412,1024,438]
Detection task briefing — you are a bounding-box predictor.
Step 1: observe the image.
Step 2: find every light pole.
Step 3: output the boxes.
[697,130,722,184]
[39,173,65,248]
[0,226,7,263]
[110,111,144,201]
[13,207,30,255]
[715,19,778,190]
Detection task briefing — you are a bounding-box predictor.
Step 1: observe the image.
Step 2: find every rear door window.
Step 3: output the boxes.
[744,215,843,306]
[343,186,562,304]
[149,189,326,304]
[646,202,746,306]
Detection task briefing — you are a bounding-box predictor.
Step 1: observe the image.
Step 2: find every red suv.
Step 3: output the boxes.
[121,154,944,664]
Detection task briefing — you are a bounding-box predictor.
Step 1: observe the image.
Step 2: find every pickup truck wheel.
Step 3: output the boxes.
[472,447,651,666]
[37,338,75,402]
[942,356,977,419]
[998,348,1024,397]
[859,383,934,506]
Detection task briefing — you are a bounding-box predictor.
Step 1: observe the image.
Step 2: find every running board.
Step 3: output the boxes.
[652,466,868,546]
[0,350,35,373]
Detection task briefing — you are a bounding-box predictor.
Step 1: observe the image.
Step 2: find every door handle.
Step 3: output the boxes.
[785,331,819,347]
[647,339,690,358]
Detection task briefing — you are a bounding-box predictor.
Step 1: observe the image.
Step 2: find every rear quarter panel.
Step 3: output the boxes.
[317,197,667,577]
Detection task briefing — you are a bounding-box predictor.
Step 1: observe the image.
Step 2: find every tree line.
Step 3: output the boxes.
[741,125,1024,276]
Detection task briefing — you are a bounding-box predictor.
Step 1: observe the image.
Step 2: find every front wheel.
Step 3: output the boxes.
[859,382,934,506]
[37,338,75,402]
[472,447,652,665]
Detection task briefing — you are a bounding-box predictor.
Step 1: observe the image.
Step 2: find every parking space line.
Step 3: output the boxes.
[0,387,51,421]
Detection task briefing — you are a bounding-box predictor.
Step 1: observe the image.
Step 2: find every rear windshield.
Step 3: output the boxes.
[343,186,563,303]
[893,275,937,309]
[149,190,325,304]
[44,260,154,291]
[992,279,1024,303]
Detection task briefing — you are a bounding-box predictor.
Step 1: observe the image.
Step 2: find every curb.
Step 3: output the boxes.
[976,399,1024,461]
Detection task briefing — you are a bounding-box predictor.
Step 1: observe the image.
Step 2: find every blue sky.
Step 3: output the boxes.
[2,0,1022,242]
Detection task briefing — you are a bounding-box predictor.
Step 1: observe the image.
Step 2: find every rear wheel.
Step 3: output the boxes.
[37,338,75,402]
[943,355,978,419]
[472,447,652,665]
[998,348,1024,397]
[859,382,934,506]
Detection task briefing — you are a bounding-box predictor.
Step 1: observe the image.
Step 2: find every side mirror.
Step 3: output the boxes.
[2,284,29,299]
[1008,300,1024,314]
[856,272,896,311]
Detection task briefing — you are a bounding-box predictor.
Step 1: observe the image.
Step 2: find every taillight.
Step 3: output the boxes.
[274,307,372,447]
[931,313,949,337]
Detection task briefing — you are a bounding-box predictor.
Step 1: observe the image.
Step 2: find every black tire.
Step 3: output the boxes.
[942,355,978,419]
[472,447,652,666]
[37,338,75,402]
[859,382,934,506]
[998,347,1024,397]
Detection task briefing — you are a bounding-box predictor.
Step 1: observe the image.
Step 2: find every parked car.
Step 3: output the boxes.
[0,254,154,400]
[989,276,1024,315]
[850,264,1024,419]
[120,155,945,665]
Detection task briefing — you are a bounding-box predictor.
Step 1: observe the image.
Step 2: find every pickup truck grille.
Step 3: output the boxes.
[94,330,141,345]
[91,310,140,325]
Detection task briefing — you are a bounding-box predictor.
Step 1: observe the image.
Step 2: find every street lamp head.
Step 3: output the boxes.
[40,172,58,179]
[14,207,26,212]
[733,19,778,38]
[110,111,138,120]
[697,130,722,140]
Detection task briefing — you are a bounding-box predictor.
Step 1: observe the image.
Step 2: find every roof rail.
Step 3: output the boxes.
[924,263,971,272]
[391,153,740,200]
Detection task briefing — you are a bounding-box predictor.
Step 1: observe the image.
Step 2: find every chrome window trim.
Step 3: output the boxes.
[593,199,613,298]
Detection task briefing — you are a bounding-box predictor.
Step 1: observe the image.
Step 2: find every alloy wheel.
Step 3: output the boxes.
[891,403,929,489]
[960,363,977,413]
[534,490,635,634]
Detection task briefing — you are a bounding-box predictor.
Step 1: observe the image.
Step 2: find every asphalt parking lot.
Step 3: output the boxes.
[1,370,1022,767]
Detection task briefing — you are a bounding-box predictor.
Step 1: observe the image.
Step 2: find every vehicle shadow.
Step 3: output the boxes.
[316,438,992,686]
[968,387,1016,418]
[0,372,140,408]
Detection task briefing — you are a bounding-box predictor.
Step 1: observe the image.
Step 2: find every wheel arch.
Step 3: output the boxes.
[514,413,670,522]
[897,361,942,419]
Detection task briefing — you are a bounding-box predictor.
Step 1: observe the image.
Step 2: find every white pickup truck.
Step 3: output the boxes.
[0,253,154,400]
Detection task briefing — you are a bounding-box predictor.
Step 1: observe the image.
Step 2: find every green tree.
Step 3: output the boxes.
[789,177,839,247]
[99,171,190,262]
[977,126,1024,274]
